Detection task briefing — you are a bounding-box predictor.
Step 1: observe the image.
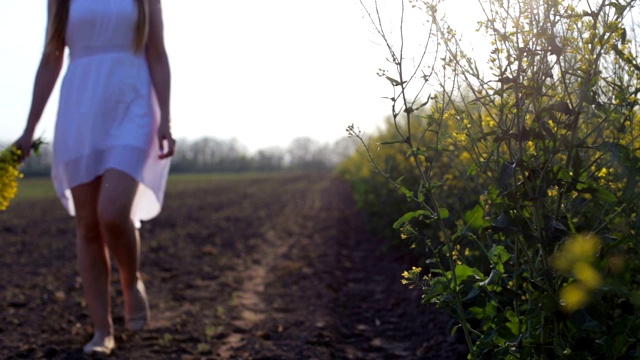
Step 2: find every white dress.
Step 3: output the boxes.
[52,0,170,225]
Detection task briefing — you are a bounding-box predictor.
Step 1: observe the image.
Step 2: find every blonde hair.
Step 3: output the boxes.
[46,0,149,53]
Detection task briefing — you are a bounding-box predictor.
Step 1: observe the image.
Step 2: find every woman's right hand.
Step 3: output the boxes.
[13,132,35,162]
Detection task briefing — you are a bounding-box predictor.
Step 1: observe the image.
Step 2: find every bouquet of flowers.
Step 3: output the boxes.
[0,139,44,210]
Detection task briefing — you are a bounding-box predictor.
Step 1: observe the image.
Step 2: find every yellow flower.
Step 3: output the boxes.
[552,234,604,313]
[0,145,24,210]
[597,167,609,178]
[560,283,589,313]
[572,261,603,290]
[0,139,44,211]
[552,233,602,273]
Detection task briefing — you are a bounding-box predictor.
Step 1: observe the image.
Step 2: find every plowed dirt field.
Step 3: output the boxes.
[1,173,466,359]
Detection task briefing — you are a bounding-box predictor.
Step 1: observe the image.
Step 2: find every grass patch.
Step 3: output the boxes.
[14,176,56,201]
[13,172,297,201]
[167,172,295,192]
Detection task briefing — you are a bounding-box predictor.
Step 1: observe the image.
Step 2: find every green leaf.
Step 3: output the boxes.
[385,75,406,87]
[612,43,640,72]
[599,141,635,168]
[378,139,405,145]
[393,210,433,229]
[606,1,628,17]
[469,301,497,321]
[467,162,479,176]
[489,245,511,265]
[553,165,572,181]
[454,264,483,282]
[464,205,489,230]
[31,138,45,155]
[577,182,618,203]
[462,284,481,301]
[399,186,413,201]
[438,208,450,219]
[581,315,605,332]
[505,310,520,335]
[417,182,425,202]
[595,187,617,203]
[424,277,450,302]
[480,269,502,289]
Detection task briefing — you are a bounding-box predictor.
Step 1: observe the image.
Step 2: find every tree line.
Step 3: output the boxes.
[5,136,356,176]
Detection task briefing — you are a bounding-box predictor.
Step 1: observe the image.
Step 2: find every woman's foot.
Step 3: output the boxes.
[83,330,115,355]
[125,279,149,331]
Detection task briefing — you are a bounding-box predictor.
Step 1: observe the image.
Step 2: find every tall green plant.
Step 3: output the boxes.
[345,0,640,358]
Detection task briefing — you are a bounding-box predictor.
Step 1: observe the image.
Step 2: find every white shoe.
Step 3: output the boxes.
[83,332,115,356]
[125,279,150,331]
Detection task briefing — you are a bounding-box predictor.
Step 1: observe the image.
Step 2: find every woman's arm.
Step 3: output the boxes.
[15,0,65,159]
[145,0,175,159]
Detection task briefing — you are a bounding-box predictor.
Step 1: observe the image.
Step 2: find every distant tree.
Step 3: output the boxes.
[9,142,52,177]
[287,137,333,171]
[2,133,357,176]
[252,146,286,171]
[328,136,357,167]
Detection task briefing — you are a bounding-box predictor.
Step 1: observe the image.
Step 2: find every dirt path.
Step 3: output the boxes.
[1,173,466,359]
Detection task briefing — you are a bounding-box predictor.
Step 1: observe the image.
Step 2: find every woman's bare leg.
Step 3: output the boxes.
[97,169,148,329]
[71,178,114,347]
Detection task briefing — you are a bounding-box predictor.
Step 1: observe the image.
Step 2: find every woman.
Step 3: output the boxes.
[14,0,175,355]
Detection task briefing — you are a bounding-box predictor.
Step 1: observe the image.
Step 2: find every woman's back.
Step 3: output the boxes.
[66,0,138,53]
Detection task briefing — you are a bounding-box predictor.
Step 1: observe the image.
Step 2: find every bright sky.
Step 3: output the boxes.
[0,1,483,153]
